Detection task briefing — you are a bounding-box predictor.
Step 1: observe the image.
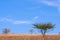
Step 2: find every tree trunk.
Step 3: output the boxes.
[42,34,45,40]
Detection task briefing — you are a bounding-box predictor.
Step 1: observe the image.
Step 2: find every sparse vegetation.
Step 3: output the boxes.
[0,34,60,40]
[0,23,56,40]
[29,28,34,34]
[33,23,55,40]
[3,28,10,34]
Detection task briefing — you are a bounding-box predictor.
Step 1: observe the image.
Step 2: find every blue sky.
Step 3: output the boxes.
[0,0,60,34]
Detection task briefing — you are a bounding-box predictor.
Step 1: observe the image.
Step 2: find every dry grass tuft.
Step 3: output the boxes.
[0,34,60,40]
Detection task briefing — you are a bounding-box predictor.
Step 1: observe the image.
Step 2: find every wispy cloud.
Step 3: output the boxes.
[31,16,39,23]
[34,0,60,12]
[0,18,31,24]
[0,18,13,22]
[33,16,39,20]
[0,16,39,25]
[13,20,32,24]
[41,1,57,7]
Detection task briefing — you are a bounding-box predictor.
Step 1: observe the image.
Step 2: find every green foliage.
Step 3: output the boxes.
[33,23,54,30]
[33,23,55,34]
[3,28,10,34]
[33,23,55,40]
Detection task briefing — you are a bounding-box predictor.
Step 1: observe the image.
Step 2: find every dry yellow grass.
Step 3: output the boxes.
[0,34,60,40]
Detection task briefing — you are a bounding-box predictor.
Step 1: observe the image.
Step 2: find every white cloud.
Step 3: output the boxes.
[31,16,39,23]
[0,18,13,22]
[13,20,31,24]
[33,16,39,20]
[12,16,39,24]
[0,18,32,24]
[41,1,57,7]
[13,16,39,24]
[0,16,39,25]
[34,0,60,12]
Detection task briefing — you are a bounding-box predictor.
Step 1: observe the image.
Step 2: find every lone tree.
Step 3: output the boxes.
[29,28,34,34]
[33,23,55,40]
[3,28,10,34]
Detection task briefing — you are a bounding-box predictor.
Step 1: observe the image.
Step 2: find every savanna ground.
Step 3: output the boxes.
[0,34,60,40]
